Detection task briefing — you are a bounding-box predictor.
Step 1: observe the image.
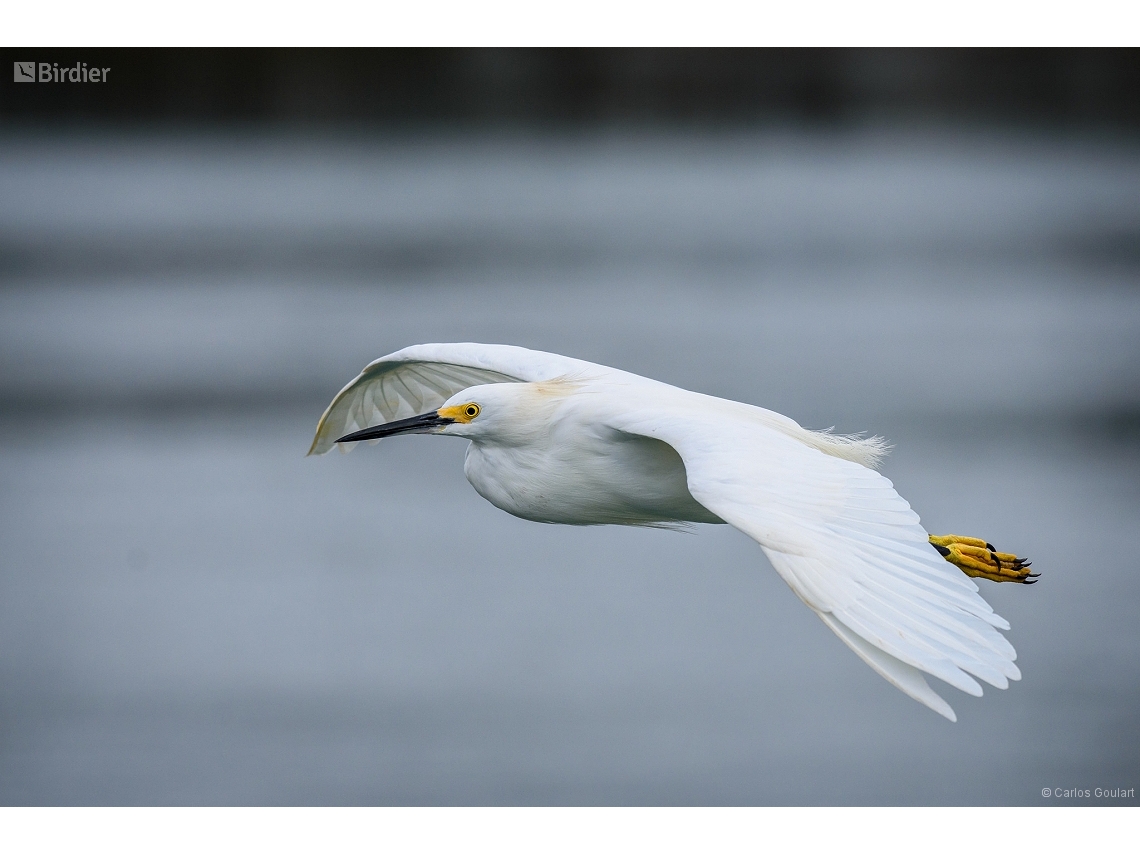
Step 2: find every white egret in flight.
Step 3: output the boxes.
[309,343,1034,721]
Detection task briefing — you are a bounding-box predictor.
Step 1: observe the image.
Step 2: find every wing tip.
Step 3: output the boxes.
[928,694,958,722]
[818,612,961,722]
[306,432,331,457]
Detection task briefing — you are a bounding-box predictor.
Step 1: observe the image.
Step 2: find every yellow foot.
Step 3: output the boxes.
[929,534,1037,584]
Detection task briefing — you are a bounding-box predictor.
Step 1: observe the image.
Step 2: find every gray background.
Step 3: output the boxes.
[1,127,1138,805]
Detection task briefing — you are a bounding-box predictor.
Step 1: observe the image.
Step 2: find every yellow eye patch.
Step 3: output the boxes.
[439,402,481,423]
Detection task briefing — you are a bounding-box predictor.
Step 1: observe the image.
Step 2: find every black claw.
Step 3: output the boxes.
[1023,578,1038,585]
[1021,560,1032,568]
[1027,572,1040,578]
[933,544,951,556]
[985,542,996,552]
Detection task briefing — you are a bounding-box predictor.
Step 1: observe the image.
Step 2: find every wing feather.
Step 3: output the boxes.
[817,613,959,722]
[308,343,608,455]
[609,395,1019,720]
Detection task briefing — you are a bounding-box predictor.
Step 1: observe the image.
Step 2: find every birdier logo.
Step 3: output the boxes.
[13,62,110,83]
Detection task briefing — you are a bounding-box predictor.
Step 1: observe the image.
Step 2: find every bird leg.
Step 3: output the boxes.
[929,534,1037,584]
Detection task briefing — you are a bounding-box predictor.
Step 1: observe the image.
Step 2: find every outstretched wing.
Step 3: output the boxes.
[308,343,605,455]
[611,397,1019,721]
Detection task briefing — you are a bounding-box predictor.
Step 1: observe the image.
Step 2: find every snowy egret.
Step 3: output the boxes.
[309,343,1034,721]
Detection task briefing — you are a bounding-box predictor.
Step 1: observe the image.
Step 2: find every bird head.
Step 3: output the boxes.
[333,382,548,446]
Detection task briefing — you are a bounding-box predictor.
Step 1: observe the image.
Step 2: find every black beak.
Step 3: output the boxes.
[336,411,454,444]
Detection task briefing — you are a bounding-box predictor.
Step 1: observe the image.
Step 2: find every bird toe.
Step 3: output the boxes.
[928,534,1036,584]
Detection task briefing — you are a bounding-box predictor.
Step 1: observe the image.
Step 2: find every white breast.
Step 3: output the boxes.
[462,426,724,527]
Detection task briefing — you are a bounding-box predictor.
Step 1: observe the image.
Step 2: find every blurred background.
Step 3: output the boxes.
[1,48,1138,805]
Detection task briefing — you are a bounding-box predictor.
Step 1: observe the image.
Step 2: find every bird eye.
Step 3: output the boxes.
[464,404,480,419]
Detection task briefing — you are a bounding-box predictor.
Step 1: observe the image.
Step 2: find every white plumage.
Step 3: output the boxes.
[309,343,1020,721]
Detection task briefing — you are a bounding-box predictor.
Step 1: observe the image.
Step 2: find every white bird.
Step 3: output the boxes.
[309,343,1034,721]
